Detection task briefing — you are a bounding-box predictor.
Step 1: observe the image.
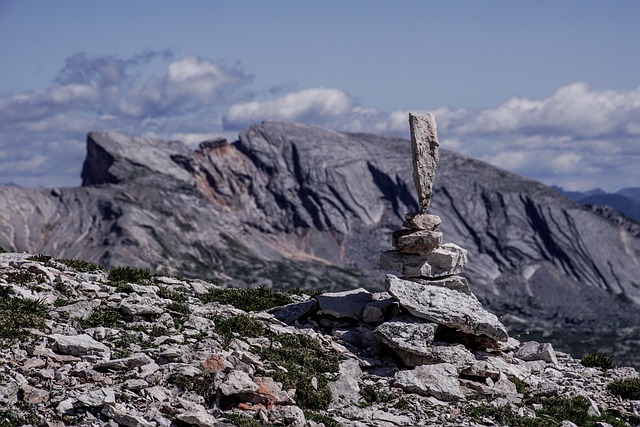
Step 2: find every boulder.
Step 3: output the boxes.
[386,275,508,343]
[272,299,318,325]
[48,333,110,361]
[515,341,558,366]
[394,363,463,401]
[316,288,373,319]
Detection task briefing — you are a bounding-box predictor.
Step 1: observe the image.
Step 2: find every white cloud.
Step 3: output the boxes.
[224,88,355,129]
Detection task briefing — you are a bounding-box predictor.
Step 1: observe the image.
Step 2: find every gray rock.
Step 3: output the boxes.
[515,341,558,365]
[48,333,110,360]
[101,403,154,427]
[403,212,441,231]
[176,409,221,427]
[394,363,463,401]
[273,299,318,325]
[362,298,399,324]
[405,275,474,296]
[409,113,440,213]
[386,275,508,343]
[269,405,306,427]
[374,316,475,369]
[380,243,467,278]
[75,388,116,407]
[219,370,259,396]
[328,358,363,409]
[316,288,373,319]
[392,229,443,254]
[95,353,153,371]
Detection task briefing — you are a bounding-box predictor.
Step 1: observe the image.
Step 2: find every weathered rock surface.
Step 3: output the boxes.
[409,113,440,213]
[0,251,640,426]
[380,243,467,278]
[1,120,640,365]
[386,275,508,343]
[392,229,443,254]
[394,363,463,401]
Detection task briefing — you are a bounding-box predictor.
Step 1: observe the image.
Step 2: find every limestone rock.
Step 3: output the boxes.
[362,298,399,324]
[380,243,467,277]
[272,299,318,325]
[409,113,440,213]
[269,405,306,427]
[48,333,110,361]
[316,288,373,319]
[374,315,475,369]
[386,275,508,343]
[515,341,559,365]
[405,275,474,296]
[219,370,259,396]
[403,212,441,231]
[95,353,153,371]
[328,359,363,409]
[392,229,443,254]
[394,363,463,401]
[102,403,154,427]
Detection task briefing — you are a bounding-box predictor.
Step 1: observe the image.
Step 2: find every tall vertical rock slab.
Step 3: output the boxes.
[409,113,440,213]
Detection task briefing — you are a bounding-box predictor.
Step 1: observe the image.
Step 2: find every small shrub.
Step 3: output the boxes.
[26,254,52,264]
[608,378,640,399]
[210,314,266,348]
[223,413,263,427]
[6,271,36,285]
[581,352,616,370]
[108,266,151,284]
[511,376,528,394]
[360,383,392,406]
[0,293,48,338]
[537,396,592,426]
[158,286,188,303]
[79,308,122,329]
[199,287,293,312]
[304,411,338,427]
[54,298,70,307]
[57,258,103,272]
[168,373,216,405]
[0,246,7,254]
[259,333,339,410]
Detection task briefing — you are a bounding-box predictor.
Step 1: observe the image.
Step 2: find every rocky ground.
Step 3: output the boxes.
[2,250,640,427]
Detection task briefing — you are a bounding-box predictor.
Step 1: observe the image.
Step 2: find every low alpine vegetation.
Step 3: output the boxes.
[607,377,640,400]
[199,287,293,312]
[56,258,103,272]
[108,266,151,285]
[581,352,616,370]
[0,289,48,339]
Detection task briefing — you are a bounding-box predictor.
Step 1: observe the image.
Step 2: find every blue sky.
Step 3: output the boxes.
[1,1,639,191]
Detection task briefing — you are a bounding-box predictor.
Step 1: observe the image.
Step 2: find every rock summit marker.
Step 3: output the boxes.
[380,113,509,346]
[409,113,440,213]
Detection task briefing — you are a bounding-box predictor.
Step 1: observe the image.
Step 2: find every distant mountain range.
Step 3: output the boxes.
[552,185,640,224]
[1,121,640,366]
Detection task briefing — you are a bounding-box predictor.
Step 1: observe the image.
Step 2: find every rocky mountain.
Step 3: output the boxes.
[553,186,640,223]
[1,121,640,366]
[2,251,640,426]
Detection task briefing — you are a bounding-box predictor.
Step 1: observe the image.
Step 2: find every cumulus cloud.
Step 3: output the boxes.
[223,88,355,129]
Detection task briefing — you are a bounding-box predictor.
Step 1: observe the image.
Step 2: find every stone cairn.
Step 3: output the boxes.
[372,114,513,397]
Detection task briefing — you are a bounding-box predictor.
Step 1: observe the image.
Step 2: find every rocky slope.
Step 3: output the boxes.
[2,251,640,427]
[1,121,640,366]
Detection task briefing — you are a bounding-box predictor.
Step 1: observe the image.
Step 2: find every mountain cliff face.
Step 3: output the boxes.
[1,121,640,365]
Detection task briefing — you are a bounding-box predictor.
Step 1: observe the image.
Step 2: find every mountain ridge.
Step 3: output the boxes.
[1,120,640,365]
